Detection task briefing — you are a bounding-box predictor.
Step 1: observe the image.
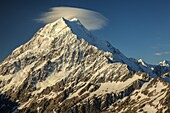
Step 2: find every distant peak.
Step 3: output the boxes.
[138,59,143,62]
[159,60,170,67]
[138,59,147,67]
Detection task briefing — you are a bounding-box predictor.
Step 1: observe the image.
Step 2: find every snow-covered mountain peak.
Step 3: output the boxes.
[46,18,121,55]
[3,18,152,73]
[138,59,147,67]
[159,60,170,67]
[0,17,170,113]
[55,17,67,23]
[70,17,80,22]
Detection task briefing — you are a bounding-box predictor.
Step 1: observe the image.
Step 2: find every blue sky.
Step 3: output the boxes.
[0,0,170,64]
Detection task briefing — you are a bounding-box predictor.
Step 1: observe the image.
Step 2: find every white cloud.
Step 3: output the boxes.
[36,7,108,31]
[154,53,163,56]
[154,52,170,56]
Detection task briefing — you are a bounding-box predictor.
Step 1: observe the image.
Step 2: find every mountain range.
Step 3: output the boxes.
[0,18,170,113]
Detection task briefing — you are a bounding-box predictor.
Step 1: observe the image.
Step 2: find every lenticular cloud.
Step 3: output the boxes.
[36,7,108,31]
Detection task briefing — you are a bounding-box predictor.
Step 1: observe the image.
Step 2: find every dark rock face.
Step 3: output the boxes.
[0,18,170,113]
[0,94,19,113]
[153,60,170,76]
[154,65,170,76]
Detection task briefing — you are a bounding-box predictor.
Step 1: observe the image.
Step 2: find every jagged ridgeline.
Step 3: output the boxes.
[0,18,170,113]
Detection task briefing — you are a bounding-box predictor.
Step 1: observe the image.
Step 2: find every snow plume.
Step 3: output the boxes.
[36,7,108,31]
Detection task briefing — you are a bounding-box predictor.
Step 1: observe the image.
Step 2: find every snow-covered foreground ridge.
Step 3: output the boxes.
[0,18,170,113]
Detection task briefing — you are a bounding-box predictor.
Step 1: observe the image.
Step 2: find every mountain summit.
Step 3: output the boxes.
[0,18,170,113]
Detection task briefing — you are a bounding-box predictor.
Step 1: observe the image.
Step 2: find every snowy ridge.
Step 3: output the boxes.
[159,60,170,67]
[109,78,170,113]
